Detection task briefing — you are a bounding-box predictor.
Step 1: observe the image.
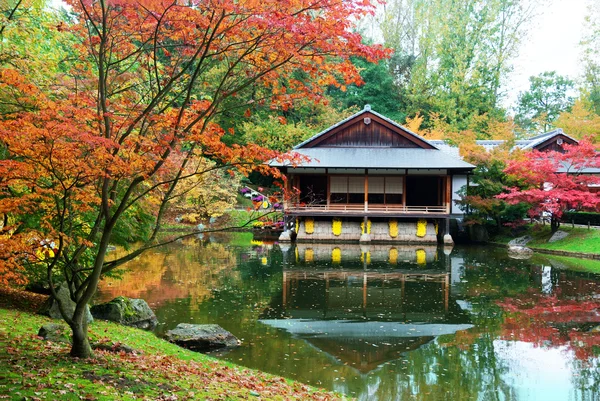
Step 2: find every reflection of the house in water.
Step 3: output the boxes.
[259,243,473,373]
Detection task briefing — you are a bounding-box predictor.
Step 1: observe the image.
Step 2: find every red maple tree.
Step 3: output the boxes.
[0,0,388,357]
[498,140,600,232]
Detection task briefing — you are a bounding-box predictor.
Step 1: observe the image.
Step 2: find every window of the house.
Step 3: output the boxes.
[367,176,403,204]
[330,176,348,203]
[330,176,365,204]
[385,176,403,203]
[348,176,364,203]
[368,177,385,204]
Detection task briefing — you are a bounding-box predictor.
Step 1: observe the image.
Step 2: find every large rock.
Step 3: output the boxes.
[91,297,157,330]
[508,245,534,259]
[38,282,93,324]
[38,323,71,343]
[508,235,532,246]
[548,230,569,243]
[165,323,240,351]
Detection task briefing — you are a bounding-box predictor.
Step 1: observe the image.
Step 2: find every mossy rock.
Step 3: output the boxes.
[38,323,71,343]
[91,297,157,330]
[38,282,93,324]
[165,323,240,351]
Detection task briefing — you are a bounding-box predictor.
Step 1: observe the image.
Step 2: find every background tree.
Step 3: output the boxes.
[498,140,600,232]
[239,101,359,152]
[326,57,405,122]
[456,144,529,232]
[555,98,600,143]
[379,0,534,132]
[581,0,600,115]
[514,71,575,135]
[0,0,76,113]
[0,0,387,358]
[170,158,242,222]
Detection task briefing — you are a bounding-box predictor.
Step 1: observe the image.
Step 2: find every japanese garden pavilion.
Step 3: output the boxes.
[271,105,475,243]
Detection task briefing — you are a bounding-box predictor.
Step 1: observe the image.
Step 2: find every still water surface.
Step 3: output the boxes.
[98,233,600,401]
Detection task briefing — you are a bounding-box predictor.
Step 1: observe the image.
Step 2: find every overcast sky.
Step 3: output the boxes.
[504,0,590,110]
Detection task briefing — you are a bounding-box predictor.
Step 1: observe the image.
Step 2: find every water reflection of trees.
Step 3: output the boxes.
[96,241,600,401]
[98,238,239,308]
[451,248,600,400]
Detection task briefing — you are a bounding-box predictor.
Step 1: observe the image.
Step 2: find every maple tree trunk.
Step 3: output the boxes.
[550,217,560,233]
[67,232,112,359]
[69,313,93,358]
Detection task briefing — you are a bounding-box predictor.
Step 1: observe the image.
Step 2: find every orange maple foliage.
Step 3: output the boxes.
[0,0,388,357]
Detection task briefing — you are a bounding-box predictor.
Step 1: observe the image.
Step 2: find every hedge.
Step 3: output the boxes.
[562,211,600,226]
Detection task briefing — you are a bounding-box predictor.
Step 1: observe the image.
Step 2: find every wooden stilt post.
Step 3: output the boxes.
[364,173,369,212]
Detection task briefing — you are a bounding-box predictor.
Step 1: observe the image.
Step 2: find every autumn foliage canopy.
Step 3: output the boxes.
[0,0,388,356]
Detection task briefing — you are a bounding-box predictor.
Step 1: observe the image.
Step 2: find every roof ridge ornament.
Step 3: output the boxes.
[364,104,371,111]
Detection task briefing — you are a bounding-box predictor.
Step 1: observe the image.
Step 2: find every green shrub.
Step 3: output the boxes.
[562,211,600,226]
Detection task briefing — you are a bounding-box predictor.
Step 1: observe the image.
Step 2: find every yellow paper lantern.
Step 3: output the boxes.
[305,218,314,234]
[332,218,342,236]
[416,219,427,237]
[389,219,398,238]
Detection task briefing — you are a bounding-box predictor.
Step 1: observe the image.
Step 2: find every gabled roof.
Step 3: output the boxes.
[519,128,578,150]
[294,104,438,150]
[270,105,475,170]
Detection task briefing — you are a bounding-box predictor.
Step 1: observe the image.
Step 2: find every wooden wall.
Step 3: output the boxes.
[535,135,577,152]
[315,120,420,148]
[302,113,434,149]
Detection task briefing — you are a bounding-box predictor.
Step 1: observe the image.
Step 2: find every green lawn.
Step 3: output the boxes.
[493,224,600,255]
[0,308,343,401]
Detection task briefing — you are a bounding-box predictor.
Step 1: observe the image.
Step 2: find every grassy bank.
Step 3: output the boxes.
[0,297,343,400]
[533,254,600,274]
[492,225,600,256]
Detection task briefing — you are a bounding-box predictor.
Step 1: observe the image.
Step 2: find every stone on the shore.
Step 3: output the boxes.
[165,323,240,351]
[508,245,534,259]
[508,235,532,246]
[548,230,569,243]
[38,323,71,343]
[38,282,93,324]
[91,297,158,330]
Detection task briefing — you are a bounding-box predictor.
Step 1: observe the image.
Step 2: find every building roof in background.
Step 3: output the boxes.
[270,147,475,169]
[431,129,582,158]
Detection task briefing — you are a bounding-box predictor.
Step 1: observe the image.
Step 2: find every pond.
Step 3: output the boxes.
[97,233,600,401]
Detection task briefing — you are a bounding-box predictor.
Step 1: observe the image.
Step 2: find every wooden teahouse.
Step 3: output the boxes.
[271,105,475,243]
